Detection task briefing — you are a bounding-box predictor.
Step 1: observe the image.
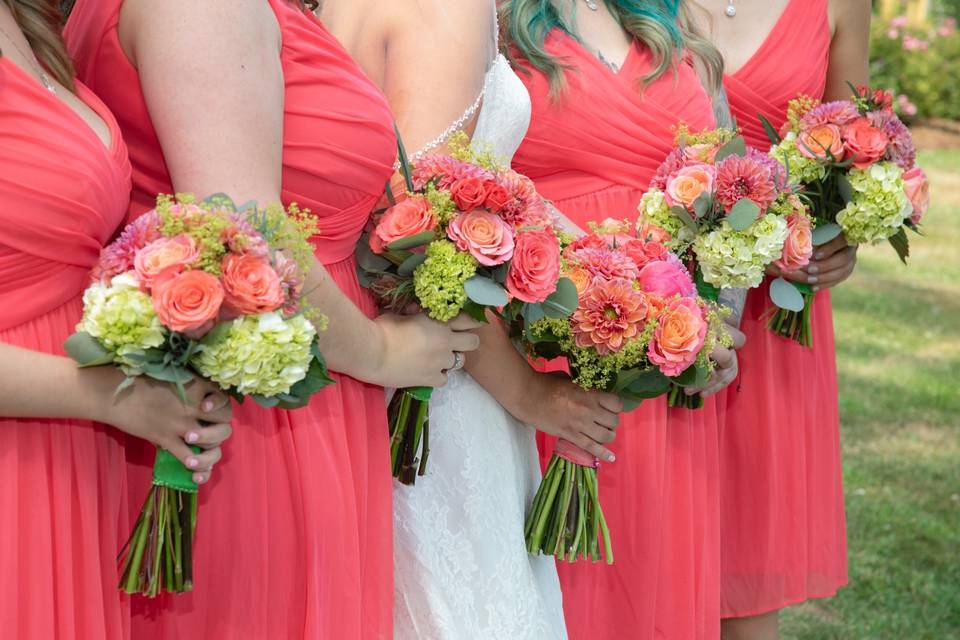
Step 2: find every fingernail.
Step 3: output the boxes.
[607,453,616,462]
[813,285,821,292]
[186,431,200,444]
[201,399,214,412]
[807,275,818,284]
[815,251,824,260]
[193,473,206,484]
[807,265,819,274]
[187,457,199,469]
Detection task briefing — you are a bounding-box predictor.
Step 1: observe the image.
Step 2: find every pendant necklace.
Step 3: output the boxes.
[583,0,600,11]
[0,23,56,93]
[725,0,737,18]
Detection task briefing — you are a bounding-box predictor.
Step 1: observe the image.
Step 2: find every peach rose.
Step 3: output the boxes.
[484,181,512,213]
[842,117,890,169]
[665,164,715,211]
[506,229,561,303]
[623,238,669,269]
[371,196,436,254]
[221,253,286,315]
[134,234,199,289]
[683,143,719,164]
[637,223,672,244]
[902,167,930,224]
[566,266,594,295]
[647,297,707,377]
[774,212,814,272]
[638,255,695,299]
[450,176,488,211]
[797,124,845,161]
[152,269,224,335]
[446,210,515,266]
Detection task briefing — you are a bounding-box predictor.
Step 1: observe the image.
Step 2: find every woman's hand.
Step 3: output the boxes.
[360,313,482,389]
[768,234,858,292]
[92,370,233,485]
[689,324,746,398]
[516,373,623,463]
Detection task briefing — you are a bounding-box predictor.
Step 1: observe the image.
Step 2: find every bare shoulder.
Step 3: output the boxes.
[828,0,871,37]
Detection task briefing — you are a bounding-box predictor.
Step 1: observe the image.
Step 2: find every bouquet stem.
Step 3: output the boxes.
[668,384,704,409]
[388,386,433,485]
[524,440,613,564]
[119,448,198,596]
[768,291,815,347]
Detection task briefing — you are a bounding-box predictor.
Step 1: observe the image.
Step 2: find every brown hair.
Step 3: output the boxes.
[2,0,75,90]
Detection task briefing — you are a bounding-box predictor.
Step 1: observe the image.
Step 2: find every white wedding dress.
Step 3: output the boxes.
[392,8,567,640]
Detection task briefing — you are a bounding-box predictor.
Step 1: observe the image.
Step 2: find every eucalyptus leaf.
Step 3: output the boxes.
[201,192,236,209]
[836,174,854,203]
[142,362,195,385]
[522,302,547,326]
[714,136,747,162]
[355,240,392,272]
[113,376,137,397]
[386,231,436,252]
[541,277,578,319]
[461,300,490,324]
[672,365,699,387]
[726,198,761,231]
[398,252,427,277]
[811,222,842,246]
[693,193,713,220]
[618,395,644,412]
[464,276,509,307]
[252,394,281,408]
[64,332,115,367]
[622,369,671,398]
[769,277,805,312]
[670,205,699,233]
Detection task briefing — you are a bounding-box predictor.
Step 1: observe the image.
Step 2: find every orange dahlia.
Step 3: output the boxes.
[571,279,649,355]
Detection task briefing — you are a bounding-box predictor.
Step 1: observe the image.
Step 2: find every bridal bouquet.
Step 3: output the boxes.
[357,134,574,485]
[636,125,806,395]
[66,193,332,596]
[762,85,929,344]
[514,219,731,563]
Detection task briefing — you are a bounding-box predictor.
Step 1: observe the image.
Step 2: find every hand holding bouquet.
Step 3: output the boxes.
[357,134,574,485]
[66,194,333,596]
[763,85,928,344]
[514,219,731,563]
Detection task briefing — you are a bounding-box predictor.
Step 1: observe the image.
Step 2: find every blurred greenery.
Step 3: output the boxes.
[781,149,960,637]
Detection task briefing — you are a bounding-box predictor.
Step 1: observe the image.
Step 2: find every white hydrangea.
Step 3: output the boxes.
[693,213,789,289]
[78,272,167,363]
[837,162,912,244]
[636,189,696,251]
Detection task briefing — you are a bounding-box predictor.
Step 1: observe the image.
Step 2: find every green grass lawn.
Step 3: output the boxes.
[780,150,960,638]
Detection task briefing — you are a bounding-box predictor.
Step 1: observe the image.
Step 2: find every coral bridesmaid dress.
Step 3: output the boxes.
[0,62,133,637]
[66,1,397,637]
[719,0,848,617]
[512,33,720,640]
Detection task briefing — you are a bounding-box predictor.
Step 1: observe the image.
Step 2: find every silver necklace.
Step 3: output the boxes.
[583,0,600,11]
[0,23,57,93]
[725,0,737,18]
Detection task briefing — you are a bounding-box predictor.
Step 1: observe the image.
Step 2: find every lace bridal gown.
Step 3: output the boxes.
[391,6,566,640]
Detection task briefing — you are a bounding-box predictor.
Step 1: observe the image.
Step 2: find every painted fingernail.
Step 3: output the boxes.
[607,453,616,462]
[813,285,821,292]
[186,431,200,444]
[807,265,819,274]
[807,275,818,284]
[814,251,824,260]
[187,457,199,469]
[201,399,214,412]
[193,473,206,484]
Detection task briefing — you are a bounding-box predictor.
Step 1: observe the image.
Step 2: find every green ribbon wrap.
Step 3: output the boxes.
[152,447,200,493]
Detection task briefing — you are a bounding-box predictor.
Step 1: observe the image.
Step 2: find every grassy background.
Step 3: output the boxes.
[780,150,960,637]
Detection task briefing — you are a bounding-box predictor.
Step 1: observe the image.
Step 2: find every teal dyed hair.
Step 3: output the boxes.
[501,0,722,95]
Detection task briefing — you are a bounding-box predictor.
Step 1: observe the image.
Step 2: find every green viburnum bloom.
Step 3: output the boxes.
[192,312,316,397]
[693,213,789,289]
[78,272,167,364]
[636,189,695,251]
[837,162,912,245]
[412,240,478,322]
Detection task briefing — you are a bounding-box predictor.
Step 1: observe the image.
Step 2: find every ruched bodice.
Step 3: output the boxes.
[66,0,395,264]
[0,61,130,333]
[724,0,830,148]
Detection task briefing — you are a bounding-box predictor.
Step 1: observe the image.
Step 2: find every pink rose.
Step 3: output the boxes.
[450,176,488,211]
[484,181,512,213]
[152,269,224,336]
[683,143,719,164]
[371,197,436,254]
[506,229,561,303]
[665,164,715,211]
[842,118,890,169]
[902,167,930,224]
[221,253,286,315]
[563,234,608,260]
[797,124,845,161]
[638,255,695,299]
[134,234,199,289]
[774,212,814,272]
[623,238,669,269]
[447,210,515,266]
[647,297,708,377]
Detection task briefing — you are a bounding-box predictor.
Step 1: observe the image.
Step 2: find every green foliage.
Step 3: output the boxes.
[870,14,960,120]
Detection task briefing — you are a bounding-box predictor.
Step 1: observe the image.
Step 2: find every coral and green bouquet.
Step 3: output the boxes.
[357,134,573,485]
[66,193,332,596]
[762,84,928,344]
[513,219,731,564]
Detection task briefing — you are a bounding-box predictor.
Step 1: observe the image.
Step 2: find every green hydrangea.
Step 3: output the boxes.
[412,240,478,322]
[770,133,827,184]
[693,213,789,289]
[78,273,167,364]
[636,189,694,251]
[192,312,316,397]
[836,162,912,245]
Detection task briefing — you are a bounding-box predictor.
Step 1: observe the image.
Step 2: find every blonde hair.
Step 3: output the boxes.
[2,0,75,90]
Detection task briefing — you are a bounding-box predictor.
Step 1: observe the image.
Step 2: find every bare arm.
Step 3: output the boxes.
[120,0,478,389]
